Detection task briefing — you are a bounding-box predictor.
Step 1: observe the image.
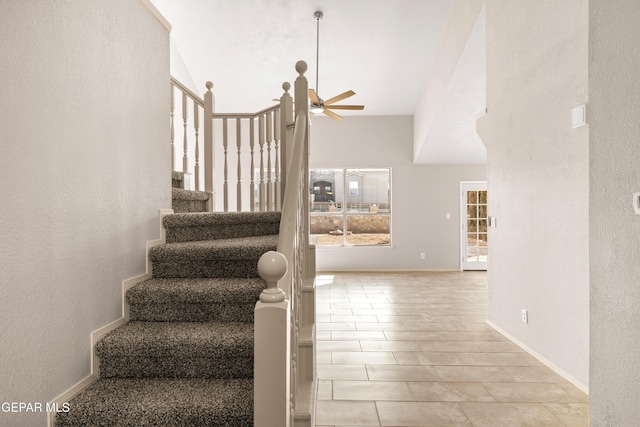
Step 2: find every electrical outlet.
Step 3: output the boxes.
[521,309,528,324]
[420,253,425,259]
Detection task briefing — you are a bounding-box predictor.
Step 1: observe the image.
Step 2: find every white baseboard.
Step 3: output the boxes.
[486,319,589,395]
[47,209,173,427]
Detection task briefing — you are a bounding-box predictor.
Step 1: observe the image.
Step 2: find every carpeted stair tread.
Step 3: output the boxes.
[164,211,281,242]
[150,235,279,278]
[55,377,252,427]
[172,188,211,213]
[96,321,253,378]
[172,187,211,201]
[127,277,264,322]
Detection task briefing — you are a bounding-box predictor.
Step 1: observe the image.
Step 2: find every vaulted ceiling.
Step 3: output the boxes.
[150,0,486,164]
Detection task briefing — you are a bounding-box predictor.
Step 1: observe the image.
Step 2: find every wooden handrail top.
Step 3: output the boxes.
[211,104,281,120]
[170,76,205,107]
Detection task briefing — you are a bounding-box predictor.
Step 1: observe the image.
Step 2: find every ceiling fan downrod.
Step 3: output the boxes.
[313,11,323,97]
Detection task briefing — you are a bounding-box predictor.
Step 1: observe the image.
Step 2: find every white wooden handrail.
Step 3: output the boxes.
[170,77,290,212]
[256,61,316,427]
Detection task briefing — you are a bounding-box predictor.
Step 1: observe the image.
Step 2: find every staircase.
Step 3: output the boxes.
[55,184,281,426]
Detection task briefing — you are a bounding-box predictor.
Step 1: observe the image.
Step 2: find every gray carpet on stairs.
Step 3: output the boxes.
[56,209,281,426]
[56,378,253,427]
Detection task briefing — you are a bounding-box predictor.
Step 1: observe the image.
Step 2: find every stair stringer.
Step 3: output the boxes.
[47,208,174,427]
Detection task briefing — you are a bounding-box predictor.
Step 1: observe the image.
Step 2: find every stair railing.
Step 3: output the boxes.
[170,78,290,212]
[256,61,316,427]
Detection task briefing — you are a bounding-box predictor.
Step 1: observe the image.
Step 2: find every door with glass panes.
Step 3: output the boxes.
[460,181,487,270]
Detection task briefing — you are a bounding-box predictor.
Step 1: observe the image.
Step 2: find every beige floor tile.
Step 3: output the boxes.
[382,331,441,341]
[360,340,422,351]
[393,351,462,366]
[366,364,439,381]
[317,330,333,341]
[502,366,566,383]
[460,402,564,427]
[317,380,333,400]
[557,382,589,403]
[418,340,482,352]
[317,341,362,352]
[475,341,524,353]
[376,401,473,426]
[332,331,387,341]
[314,272,589,426]
[456,352,542,367]
[332,351,397,365]
[333,380,413,401]
[434,366,514,382]
[355,322,407,331]
[408,381,496,402]
[315,400,380,426]
[317,364,369,381]
[482,382,575,403]
[317,322,357,331]
[332,315,380,323]
[543,402,590,426]
[317,351,333,364]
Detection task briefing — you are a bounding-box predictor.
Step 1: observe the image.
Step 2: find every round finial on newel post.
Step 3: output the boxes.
[295,60,307,76]
[282,81,291,94]
[206,81,213,91]
[257,251,287,303]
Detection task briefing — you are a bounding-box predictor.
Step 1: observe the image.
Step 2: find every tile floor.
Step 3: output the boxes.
[313,271,589,427]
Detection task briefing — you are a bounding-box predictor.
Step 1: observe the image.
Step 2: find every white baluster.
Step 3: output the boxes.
[182,92,188,172]
[223,118,229,212]
[250,119,256,212]
[259,114,265,212]
[204,81,215,208]
[274,109,281,211]
[266,111,273,211]
[170,84,175,172]
[236,118,242,212]
[193,100,200,191]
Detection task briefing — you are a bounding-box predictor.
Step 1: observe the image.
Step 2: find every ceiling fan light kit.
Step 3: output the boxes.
[309,10,364,121]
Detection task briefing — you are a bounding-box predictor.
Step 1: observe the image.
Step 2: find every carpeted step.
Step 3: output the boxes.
[55,377,252,427]
[172,187,211,213]
[164,211,281,243]
[127,277,265,322]
[96,321,253,379]
[150,234,279,278]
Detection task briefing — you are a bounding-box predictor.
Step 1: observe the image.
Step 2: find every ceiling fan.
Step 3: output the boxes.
[308,11,364,121]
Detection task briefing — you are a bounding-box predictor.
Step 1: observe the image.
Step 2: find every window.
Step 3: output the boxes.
[310,168,391,246]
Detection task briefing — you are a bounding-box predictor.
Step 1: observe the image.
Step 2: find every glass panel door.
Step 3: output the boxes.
[461,181,488,270]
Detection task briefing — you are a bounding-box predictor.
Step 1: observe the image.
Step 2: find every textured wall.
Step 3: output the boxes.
[479,0,589,388]
[310,115,486,271]
[0,1,170,425]
[589,1,640,424]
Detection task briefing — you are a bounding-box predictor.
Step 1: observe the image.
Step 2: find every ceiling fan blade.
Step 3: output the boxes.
[324,90,355,106]
[323,108,343,121]
[326,105,365,110]
[308,89,320,105]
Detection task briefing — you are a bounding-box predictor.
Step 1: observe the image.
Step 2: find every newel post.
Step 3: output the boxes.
[279,81,293,206]
[203,81,215,210]
[255,251,290,427]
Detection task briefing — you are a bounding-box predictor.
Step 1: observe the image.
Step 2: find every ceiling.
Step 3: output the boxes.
[149,0,486,164]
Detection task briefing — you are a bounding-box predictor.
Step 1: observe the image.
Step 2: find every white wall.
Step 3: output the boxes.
[310,116,486,271]
[478,0,589,389]
[589,1,640,424]
[0,1,170,426]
